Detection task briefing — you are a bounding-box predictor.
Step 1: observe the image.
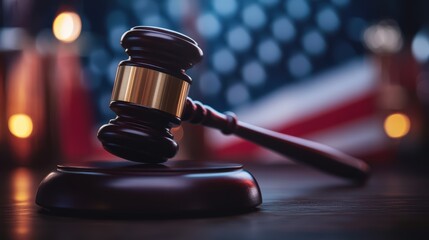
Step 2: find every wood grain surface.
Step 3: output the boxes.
[1,163,428,240]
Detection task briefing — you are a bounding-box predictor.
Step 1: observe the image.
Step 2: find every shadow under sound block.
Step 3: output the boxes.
[35,160,262,216]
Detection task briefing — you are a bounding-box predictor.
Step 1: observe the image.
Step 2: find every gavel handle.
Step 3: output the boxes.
[182,98,370,183]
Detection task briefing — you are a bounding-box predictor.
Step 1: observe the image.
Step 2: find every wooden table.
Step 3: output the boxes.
[1,163,428,239]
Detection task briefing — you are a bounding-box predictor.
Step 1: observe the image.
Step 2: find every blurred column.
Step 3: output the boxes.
[51,10,94,163]
[0,0,57,166]
[0,57,5,161]
[364,20,423,161]
[5,44,51,166]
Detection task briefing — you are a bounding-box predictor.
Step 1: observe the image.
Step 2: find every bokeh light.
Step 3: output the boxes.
[286,0,310,20]
[242,4,267,29]
[8,114,33,139]
[384,113,410,139]
[412,30,429,63]
[199,71,222,96]
[272,16,296,42]
[302,30,326,56]
[212,0,238,17]
[288,53,312,77]
[52,11,82,43]
[227,26,252,52]
[212,48,237,74]
[226,83,250,106]
[316,7,340,33]
[196,13,221,39]
[363,21,403,54]
[257,39,282,64]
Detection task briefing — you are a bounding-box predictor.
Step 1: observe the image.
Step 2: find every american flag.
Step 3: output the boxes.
[80,0,389,162]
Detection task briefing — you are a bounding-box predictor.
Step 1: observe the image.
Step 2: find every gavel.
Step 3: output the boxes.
[97,26,370,183]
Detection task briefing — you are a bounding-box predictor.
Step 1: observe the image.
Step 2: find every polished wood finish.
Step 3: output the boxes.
[40,26,370,216]
[40,27,263,216]
[119,26,203,82]
[97,26,370,183]
[97,26,203,163]
[182,99,370,183]
[98,101,179,163]
[35,161,262,215]
[3,164,429,239]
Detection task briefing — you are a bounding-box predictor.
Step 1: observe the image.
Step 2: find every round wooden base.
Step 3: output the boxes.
[36,161,262,216]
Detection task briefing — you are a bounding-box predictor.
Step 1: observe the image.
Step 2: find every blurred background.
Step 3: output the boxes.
[1,0,428,167]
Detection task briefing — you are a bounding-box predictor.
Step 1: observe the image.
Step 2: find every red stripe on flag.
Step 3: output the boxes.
[214,92,377,157]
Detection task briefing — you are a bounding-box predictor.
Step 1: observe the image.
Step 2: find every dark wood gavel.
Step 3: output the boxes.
[97,26,370,183]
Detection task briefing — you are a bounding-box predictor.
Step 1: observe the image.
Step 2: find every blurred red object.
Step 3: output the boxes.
[6,47,47,164]
[53,45,94,163]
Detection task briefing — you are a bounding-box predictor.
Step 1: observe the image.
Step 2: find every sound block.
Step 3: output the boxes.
[36,161,262,216]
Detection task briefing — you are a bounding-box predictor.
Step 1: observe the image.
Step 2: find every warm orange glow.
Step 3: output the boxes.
[12,168,32,236]
[53,11,82,43]
[12,168,31,202]
[8,114,33,138]
[172,126,184,142]
[384,113,410,139]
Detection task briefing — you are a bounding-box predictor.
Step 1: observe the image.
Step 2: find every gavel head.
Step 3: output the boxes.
[97,26,203,163]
